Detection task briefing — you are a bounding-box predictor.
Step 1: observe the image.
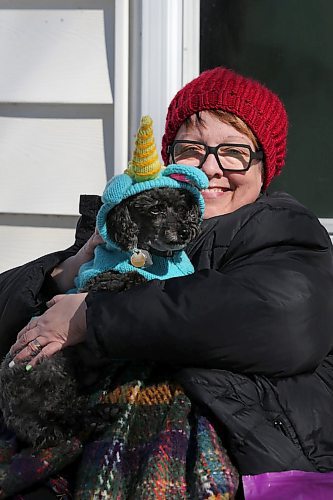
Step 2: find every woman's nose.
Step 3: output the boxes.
[201,152,224,177]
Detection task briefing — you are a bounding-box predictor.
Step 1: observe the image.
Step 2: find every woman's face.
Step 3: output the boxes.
[173,111,264,219]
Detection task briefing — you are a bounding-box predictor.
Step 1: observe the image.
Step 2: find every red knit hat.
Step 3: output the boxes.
[161,67,288,189]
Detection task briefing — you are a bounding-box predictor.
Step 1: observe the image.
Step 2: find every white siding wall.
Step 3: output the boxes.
[0,0,200,273]
[0,2,113,272]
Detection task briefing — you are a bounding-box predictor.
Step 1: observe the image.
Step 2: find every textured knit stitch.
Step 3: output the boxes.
[103,383,184,406]
[126,115,163,181]
[74,366,239,499]
[161,66,288,189]
[75,242,196,291]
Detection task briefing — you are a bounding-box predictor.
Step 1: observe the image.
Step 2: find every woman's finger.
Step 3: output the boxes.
[92,228,104,245]
[26,342,62,369]
[46,294,66,309]
[10,326,40,357]
[46,297,55,308]
[9,293,87,365]
[10,333,47,364]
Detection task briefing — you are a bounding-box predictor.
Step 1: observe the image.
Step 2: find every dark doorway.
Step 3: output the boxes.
[200,0,333,217]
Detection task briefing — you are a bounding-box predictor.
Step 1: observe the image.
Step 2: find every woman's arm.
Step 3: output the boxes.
[51,229,103,293]
[9,199,333,377]
[83,203,333,377]
[51,195,103,292]
[0,248,77,359]
[0,195,101,359]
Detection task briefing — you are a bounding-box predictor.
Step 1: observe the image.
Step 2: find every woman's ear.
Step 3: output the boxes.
[105,203,139,250]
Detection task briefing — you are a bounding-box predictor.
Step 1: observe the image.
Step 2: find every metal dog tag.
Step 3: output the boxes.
[130,249,153,268]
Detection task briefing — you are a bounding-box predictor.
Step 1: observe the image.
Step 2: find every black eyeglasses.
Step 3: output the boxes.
[167,140,263,172]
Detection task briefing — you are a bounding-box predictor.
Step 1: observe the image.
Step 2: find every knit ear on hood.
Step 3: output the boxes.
[162,165,208,191]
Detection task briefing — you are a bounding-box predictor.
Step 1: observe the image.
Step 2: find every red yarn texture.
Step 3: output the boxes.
[161,67,288,189]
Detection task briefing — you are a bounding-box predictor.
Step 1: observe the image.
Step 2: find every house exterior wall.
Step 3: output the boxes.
[0,0,200,273]
[0,1,115,273]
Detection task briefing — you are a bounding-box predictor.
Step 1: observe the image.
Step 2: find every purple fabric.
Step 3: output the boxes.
[243,470,333,499]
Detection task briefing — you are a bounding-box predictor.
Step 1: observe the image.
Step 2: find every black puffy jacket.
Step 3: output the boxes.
[1,192,333,475]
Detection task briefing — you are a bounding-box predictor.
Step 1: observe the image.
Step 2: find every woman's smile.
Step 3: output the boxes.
[174,111,264,218]
[202,186,232,197]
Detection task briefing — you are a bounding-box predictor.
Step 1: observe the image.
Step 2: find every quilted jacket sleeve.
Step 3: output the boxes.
[84,196,333,377]
[0,250,75,359]
[0,195,101,359]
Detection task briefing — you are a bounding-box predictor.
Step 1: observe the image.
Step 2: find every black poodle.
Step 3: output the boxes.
[0,185,203,449]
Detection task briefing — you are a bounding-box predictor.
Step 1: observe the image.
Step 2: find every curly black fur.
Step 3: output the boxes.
[0,351,119,447]
[107,188,201,252]
[0,352,86,447]
[0,187,201,448]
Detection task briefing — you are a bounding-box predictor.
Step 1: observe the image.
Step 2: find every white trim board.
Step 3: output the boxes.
[320,219,333,235]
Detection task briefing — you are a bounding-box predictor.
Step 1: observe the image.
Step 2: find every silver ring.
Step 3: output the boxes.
[28,339,43,355]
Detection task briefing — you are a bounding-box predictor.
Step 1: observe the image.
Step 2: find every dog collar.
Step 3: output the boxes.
[149,248,178,258]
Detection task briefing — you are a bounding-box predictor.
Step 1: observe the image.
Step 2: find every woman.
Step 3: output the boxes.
[2,67,333,495]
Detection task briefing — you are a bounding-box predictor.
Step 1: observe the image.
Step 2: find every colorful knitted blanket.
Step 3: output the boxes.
[0,364,239,499]
[0,429,81,498]
[74,366,239,499]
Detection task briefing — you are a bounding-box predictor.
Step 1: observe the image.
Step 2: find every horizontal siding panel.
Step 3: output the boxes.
[0,116,107,215]
[0,224,76,273]
[0,9,112,103]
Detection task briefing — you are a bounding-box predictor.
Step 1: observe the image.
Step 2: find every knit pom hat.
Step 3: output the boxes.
[161,67,288,189]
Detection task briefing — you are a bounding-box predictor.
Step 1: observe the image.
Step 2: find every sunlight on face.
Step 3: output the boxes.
[174,111,264,218]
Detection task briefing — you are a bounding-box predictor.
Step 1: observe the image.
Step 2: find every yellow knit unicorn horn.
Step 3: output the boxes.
[126,115,163,182]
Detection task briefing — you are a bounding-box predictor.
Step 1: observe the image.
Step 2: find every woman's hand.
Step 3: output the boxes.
[52,229,104,293]
[9,293,88,368]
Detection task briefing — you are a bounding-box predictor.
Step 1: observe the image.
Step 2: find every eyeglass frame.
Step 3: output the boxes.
[167,140,264,172]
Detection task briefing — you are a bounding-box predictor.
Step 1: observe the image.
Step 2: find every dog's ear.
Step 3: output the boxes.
[105,202,140,251]
[163,165,209,190]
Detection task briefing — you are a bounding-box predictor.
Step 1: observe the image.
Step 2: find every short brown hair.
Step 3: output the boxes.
[184,110,259,150]
[210,110,260,150]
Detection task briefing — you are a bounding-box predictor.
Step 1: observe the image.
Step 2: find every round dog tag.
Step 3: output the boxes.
[130,249,153,268]
[130,250,147,268]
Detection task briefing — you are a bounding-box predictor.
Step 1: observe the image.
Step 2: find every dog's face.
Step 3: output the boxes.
[106,187,201,253]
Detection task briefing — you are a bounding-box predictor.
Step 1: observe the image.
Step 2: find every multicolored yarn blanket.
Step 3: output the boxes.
[0,430,81,498]
[75,366,239,499]
[0,364,239,499]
